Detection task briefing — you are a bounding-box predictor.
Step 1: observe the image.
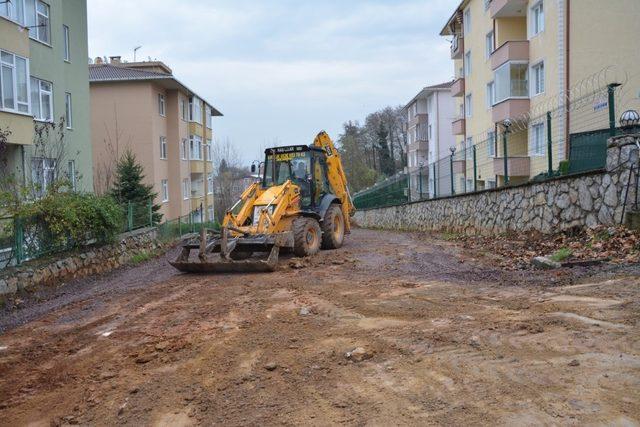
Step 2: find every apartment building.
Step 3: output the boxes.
[403,82,456,199]
[441,0,640,189]
[89,58,222,222]
[0,0,92,192]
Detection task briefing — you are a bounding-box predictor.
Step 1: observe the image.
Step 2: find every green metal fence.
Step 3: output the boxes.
[1,200,155,269]
[354,81,636,210]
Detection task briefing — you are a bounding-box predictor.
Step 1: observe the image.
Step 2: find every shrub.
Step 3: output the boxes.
[11,188,124,248]
[550,247,572,262]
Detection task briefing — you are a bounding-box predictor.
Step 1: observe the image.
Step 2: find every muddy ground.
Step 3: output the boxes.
[0,228,638,426]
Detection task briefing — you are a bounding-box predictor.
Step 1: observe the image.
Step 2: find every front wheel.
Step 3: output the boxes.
[293,218,321,257]
[321,205,345,249]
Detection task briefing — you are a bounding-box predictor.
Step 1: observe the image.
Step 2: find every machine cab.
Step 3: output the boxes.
[262,145,331,210]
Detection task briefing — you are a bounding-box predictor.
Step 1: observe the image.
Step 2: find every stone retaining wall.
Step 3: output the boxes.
[0,227,161,297]
[354,136,639,235]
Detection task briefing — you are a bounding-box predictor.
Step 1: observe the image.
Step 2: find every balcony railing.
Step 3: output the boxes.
[451,78,465,97]
[416,123,429,142]
[490,40,529,70]
[452,118,466,135]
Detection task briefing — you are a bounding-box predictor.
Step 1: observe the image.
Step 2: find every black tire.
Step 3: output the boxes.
[321,205,345,250]
[293,218,321,257]
[230,251,253,260]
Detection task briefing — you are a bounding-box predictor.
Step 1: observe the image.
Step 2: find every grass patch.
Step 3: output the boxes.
[440,232,461,241]
[550,247,573,262]
[130,250,153,265]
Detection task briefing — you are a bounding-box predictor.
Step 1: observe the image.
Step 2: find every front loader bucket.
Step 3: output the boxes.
[169,245,280,273]
[168,227,293,274]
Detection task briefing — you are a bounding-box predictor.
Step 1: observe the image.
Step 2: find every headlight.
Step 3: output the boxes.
[252,205,274,225]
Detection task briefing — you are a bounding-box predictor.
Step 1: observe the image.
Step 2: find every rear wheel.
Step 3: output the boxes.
[321,205,345,249]
[293,217,321,257]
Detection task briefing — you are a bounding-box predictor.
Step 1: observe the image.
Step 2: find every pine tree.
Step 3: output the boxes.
[110,150,163,224]
[376,123,394,176]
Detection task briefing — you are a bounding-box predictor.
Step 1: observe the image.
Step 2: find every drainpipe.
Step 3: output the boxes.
[21,145,26,186]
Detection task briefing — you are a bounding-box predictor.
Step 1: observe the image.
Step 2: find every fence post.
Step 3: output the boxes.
[148,200,153,226]
[433,162,437,199]
[502,130,509,185]
[14,217,24,266]
[178,215,182,237]
[450,154,455,195]
[189,212,193,233]
[127,201,133,231]
[418,167,423,199]
[546,111,553,176]
[608,83,619,137]
[473,145,478,192]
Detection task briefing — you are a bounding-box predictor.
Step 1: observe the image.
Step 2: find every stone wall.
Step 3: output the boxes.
[0,227,161,297]
[354,136,639,235]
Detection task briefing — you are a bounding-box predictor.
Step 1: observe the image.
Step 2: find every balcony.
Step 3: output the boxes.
[452,118,465,135]
[416,123,428,143]
[409,113,428,128]
[451,35,463,60]
[493,156,530,177]
[491,41,529,70]
[492,98,530,123]
[490,0,528,18]
[451,78,465,97]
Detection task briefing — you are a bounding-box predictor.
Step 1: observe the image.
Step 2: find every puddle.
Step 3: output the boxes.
[549,295,622,307]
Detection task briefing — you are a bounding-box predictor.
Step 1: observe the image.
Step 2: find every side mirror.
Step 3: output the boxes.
[251,164,256,173]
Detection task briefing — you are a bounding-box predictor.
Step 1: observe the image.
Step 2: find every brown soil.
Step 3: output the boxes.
[0,228,638,425]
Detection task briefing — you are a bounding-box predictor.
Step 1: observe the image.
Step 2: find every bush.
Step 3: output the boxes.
[13,189,124,247]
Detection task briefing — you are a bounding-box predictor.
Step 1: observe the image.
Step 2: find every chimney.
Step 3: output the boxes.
[94,57,103,64]
[109,56,122,65]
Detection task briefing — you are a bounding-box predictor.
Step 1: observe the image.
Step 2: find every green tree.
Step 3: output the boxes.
[376,123,394,176]
[337,121,378,193]
[110,150,162,224]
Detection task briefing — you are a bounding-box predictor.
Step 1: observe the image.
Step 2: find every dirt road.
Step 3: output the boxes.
[0,229,638,425]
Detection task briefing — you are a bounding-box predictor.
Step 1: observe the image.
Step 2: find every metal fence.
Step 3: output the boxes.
[354,81,637,210]
[1,200,155,269]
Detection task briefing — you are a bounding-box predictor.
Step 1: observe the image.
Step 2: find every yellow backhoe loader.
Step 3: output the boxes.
[169,131,355,273]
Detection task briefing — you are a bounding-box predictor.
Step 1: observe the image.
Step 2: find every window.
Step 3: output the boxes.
[30,77,53,121]
[530,1,544,36]
[189,96,202,123]
[205,106,212,129]
[158,94,165,116]
[31,157,56,195]
[207,173,213,194]
[206,139,213,161]
[159,136,167,159]
[531,123,545,155]
[1,0,25,24]
[1,50,30,113]
[182,178,190,200]
[487,180,496,189]
[180,138,187,160]
[532,61,545,96]
[67,160,76,190]
[463,8,471,35]
[464,51,472,77]
[161,179,169,202]
[485,31,494,59]
[486,81,495,108]
[494,62,528,103]
[465,94,472,118]
[25,0,50,44]
[63,25,70,61]
[179,98,186,121]
[64,92,72,128]
[189,135,202,160]
[487,130,496,157]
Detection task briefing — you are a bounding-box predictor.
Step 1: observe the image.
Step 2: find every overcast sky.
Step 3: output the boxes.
[88,0,457,163]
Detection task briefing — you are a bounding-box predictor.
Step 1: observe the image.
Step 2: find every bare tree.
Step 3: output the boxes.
[94,107,131,195]
[212,138,250,221]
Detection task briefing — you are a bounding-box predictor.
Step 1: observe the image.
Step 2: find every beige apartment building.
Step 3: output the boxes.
[441,0,640,190]
[89,57,222,222]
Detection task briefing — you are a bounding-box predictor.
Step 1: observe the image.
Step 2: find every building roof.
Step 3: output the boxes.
[89,63,223,116]
[440,0,469,36]
[403,80,454,111]
[89,64,173,82]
